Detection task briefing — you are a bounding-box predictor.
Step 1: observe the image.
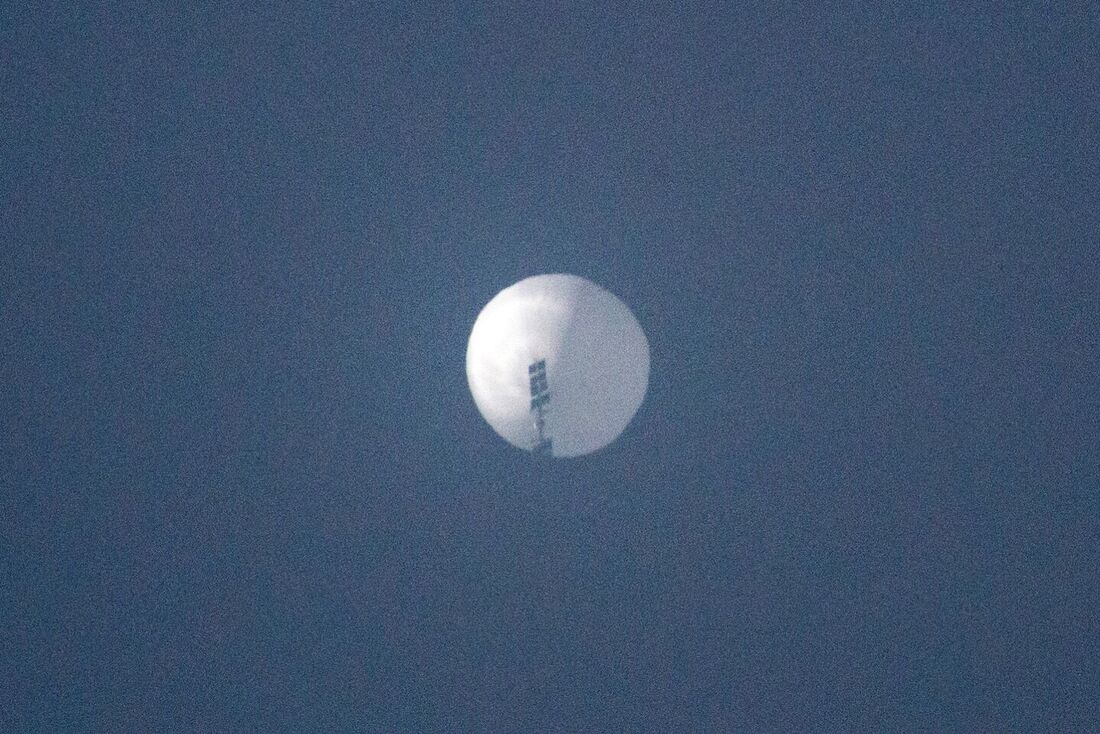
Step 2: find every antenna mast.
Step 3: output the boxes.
[528,359,553,456]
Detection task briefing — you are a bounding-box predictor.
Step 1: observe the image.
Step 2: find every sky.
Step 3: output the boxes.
[3,3,1098,731]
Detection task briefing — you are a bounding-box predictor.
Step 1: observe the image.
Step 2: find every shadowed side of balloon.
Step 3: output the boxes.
[547,281,650,458]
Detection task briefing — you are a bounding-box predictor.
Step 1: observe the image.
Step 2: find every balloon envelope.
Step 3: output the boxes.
[466,274,650,457]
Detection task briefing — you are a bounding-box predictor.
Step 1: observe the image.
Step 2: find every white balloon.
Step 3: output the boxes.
[466,274,650,457]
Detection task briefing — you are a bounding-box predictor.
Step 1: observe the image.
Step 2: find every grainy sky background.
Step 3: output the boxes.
[3,3,1098,731]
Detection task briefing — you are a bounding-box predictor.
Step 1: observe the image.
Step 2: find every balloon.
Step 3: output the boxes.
[465,274,650,457]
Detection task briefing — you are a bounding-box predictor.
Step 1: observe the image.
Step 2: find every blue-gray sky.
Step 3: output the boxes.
[3,3,1098,731]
